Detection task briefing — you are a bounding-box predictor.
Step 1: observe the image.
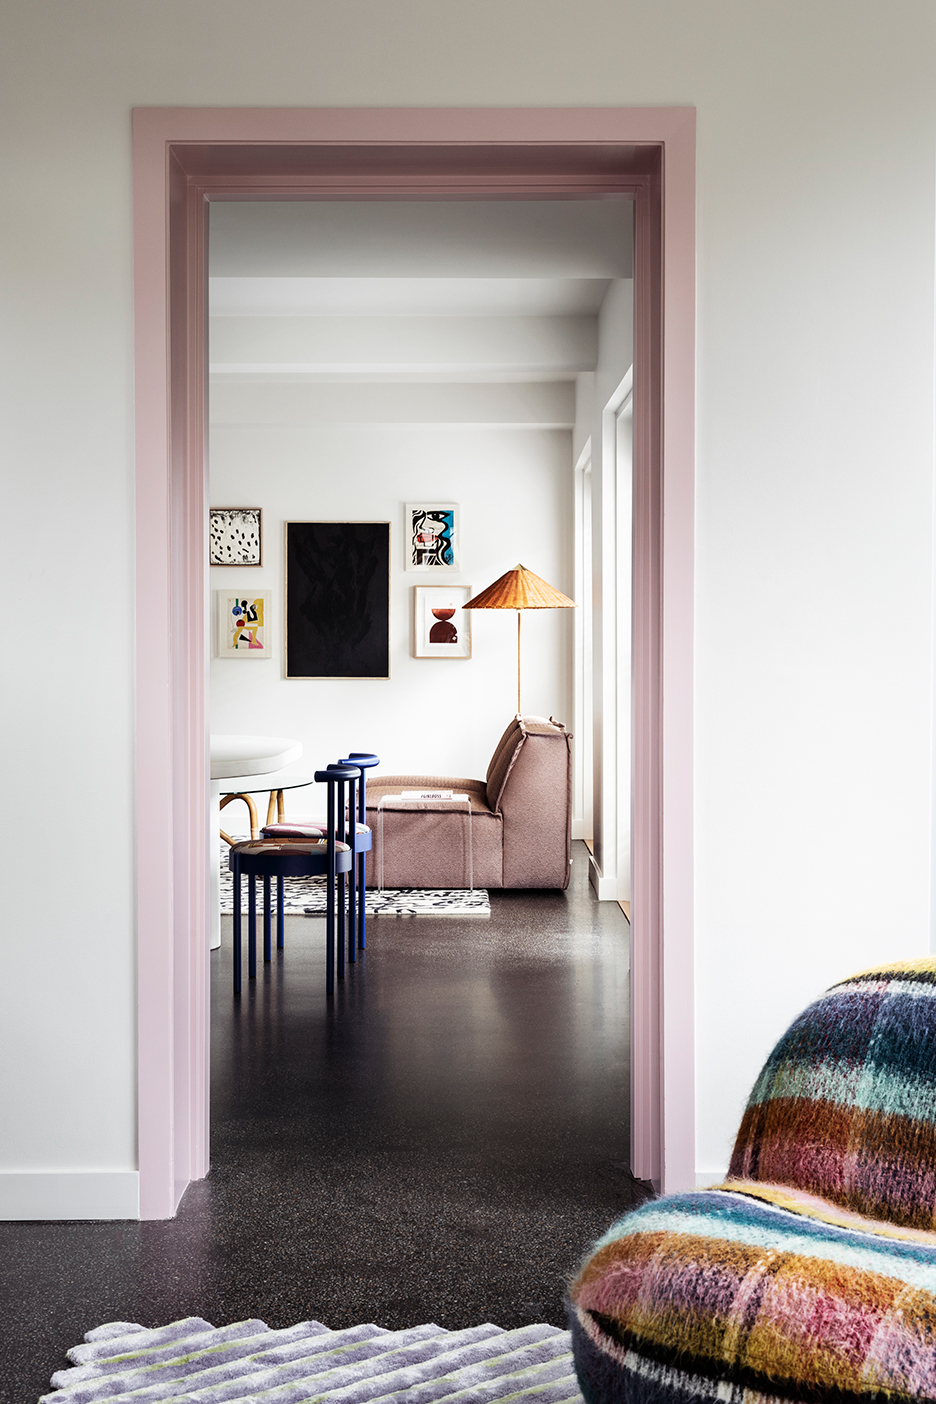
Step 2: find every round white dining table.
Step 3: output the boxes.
[209,735,303,950]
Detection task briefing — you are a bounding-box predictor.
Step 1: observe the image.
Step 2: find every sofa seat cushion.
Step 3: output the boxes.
[570,1189,936,1404]
[366,776,503,888]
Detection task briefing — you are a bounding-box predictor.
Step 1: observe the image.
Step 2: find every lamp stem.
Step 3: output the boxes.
[517,609,522,716]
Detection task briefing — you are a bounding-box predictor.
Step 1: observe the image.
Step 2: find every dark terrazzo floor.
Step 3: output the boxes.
[0,844,650,1403]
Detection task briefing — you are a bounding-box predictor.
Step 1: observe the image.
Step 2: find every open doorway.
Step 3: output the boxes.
[207,196,632,807]
[132,108,695,1219]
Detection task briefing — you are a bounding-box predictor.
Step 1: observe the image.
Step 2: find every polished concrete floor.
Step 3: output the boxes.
[0,844,649,1403]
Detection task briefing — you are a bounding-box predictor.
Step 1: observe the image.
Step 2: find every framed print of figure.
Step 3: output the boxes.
[405,503,459,571]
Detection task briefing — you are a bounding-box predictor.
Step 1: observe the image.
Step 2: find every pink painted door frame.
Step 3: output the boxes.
[132,107,696,1219]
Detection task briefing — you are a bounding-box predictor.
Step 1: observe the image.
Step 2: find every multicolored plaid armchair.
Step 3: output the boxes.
[569,957,936,1404]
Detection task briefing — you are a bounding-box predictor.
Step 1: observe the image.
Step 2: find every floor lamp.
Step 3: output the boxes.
[463,564,576,716]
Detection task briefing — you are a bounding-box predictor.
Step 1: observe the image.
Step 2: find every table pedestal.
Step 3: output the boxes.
[210,781,224,951]
[211,771,315,952]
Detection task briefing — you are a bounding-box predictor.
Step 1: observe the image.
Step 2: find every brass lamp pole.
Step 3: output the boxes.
[463,564,576,715]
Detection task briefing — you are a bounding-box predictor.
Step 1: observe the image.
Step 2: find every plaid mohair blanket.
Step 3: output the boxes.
[729,957,936,1232]
[569,957,936,1404]
[570,1189,936,1404]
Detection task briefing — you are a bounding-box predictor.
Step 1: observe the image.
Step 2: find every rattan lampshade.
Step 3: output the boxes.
[462,564,576,612]
[463,565,575,714]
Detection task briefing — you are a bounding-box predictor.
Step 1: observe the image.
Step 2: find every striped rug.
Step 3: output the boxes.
[43,1316,582,1404]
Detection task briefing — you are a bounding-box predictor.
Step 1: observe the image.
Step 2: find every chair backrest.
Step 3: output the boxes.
[728,956,936,1229]
[314,764,361,849]
[486,717,526,812]
[343,752,379,824]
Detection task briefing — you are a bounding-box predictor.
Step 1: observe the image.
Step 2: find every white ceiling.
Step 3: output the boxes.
[208,198,633,422]
[209,198,634,280]
[209,276,612,319]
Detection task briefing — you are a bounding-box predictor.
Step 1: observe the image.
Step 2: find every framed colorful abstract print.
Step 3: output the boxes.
[217,590,273,658]
[209,507,262,566]
[286,521,391,679]
[405,503,459,571]
[414,586,472,659]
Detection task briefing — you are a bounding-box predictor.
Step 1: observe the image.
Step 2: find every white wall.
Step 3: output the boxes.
[2,0,935,1213]
[209,421,574,788]
[573,279,635,900]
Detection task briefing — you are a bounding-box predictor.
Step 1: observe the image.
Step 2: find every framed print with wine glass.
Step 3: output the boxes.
[414,586,472,659]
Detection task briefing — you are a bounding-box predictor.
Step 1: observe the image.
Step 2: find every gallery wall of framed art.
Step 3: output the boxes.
[208,425,573,782]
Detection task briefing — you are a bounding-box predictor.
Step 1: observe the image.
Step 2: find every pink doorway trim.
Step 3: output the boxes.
[132,107,696,1219]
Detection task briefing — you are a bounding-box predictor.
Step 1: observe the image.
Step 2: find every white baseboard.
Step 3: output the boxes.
[0,1171,140,1220]
[588,853,619,901]
[695,1169,728,1189]
[571,818,584,840]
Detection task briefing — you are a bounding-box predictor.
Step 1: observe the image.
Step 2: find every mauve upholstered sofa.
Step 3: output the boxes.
[365,715,573,890]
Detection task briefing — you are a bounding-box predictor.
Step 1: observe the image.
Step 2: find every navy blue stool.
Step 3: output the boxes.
[321,762,363,980]
[229,764,360,996]
[341,752,380,955]
[263,752,379,969]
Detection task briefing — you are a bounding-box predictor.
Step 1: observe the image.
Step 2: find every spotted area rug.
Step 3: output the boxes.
[220,845,490,919]
[43,1316,582,1403]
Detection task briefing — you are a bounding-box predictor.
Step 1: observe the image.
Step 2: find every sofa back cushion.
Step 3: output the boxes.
[728,957,936,1229]
[484,716,573,888]
[485,718,526,812]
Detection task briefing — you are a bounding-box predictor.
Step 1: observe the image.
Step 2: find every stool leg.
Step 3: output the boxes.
[347,842,357,965]
[233,854,242,995]
[248,873,257,980]
[326,782,336,996]
[325,863,335,996]
[358,849,367,951]
[263,873,272,963]
[277,874,285,949]
[341,870,348,982]
[336,776,346,980]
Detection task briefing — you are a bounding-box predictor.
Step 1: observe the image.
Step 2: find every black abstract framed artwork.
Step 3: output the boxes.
[285,521,391,679]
